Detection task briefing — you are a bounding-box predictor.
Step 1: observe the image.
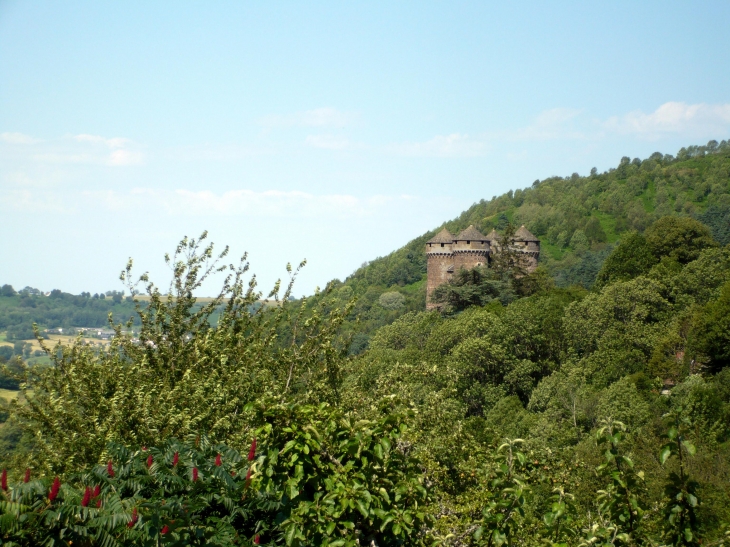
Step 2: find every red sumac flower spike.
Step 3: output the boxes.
[23,468,30,483]
[127,507,138,528]
[254,534,260,544]
[93,484,100,497]
[161,524,169,535]
[247,438,257,461]
[48,476,60,501]
[215,453,222,467]
[173,452,179,467]
[81,486,91,507]
[147,454,153,468]
[1,469,7,491]
[96,498,102,508]
[192,467,198,482]
[107,460,114,478]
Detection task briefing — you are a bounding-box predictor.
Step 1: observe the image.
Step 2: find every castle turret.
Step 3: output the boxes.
[426,228,455,309]
[511,225,540,272]
[452,225,490,271]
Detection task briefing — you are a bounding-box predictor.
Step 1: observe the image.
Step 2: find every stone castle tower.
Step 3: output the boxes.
[425,224,540,309]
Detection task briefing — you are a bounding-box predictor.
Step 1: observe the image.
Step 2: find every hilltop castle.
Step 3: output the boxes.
[425,225,540,309]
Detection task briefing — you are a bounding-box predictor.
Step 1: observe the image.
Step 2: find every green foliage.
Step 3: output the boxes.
[432,266,514,312]
[659,408,701,547]
[594,232,656,289]
[592,419,645,543]
[474,439,529,547]
[0,404,430,546]
[688,281,730,373]
[9,233,354,474]
[644,217,718,265]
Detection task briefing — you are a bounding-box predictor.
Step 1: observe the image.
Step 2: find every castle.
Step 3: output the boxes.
[425,225,540,309]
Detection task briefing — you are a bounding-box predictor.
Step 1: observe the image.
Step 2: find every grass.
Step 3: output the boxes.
[594,212,620,244]
[0,389,21,402]
[541,241,566,261]
[1,334,110,352]
[641,179,657,213]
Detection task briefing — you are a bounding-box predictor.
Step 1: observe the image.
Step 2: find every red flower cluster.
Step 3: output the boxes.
[254,534,260,544]
[107,460,115,478]
[173,452,179,467]
[215,453,222,467]
[48,476,61,501]
[1,469,7,491]
[23,468,30,483]
[147,454,154,468]
[127,507,138,528]
[81,486,92,507]
[192,467,199,482]
[248,438,257,461]
[161,525,169,534]
[245,467,252,488]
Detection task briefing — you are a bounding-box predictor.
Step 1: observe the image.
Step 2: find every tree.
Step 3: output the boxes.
[594,232,656,289]
[585,217,607,243]
[431,266,514,312]
[9,233,354,474]
[644,216,717,265]
[688,280,730,373]
[0,285,16,297]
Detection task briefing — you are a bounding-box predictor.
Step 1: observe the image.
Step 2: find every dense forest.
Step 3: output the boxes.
[0,141,729,545]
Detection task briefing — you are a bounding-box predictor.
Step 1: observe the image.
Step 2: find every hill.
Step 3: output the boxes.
[326,139,730,350]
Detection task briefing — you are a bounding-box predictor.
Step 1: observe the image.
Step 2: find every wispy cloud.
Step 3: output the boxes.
[0,132,144,166]
[1,132,42,145]
[74,134,131,149]
[304,134,354,150]
[68,188,416,219]
[387,133,488,158]
[260,107,355,129]
[512,107,585,140]
[604,102,730,138]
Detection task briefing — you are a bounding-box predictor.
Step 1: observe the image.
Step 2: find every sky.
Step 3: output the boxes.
[1,1,730,297]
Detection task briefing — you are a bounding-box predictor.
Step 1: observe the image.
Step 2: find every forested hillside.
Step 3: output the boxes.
[330,140,730,350]
[0,142,729,545]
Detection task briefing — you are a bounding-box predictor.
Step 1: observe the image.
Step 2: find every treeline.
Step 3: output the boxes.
[0,287,140,341]
[320,139,730,353]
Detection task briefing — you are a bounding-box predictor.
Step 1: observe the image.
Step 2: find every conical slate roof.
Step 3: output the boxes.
[454,225,486,241]
[427,228,455,244]
[513,225,538,241]
[485,229,500,242]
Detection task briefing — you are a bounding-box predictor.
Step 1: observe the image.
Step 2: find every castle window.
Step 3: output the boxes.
[467,240,470,244]
[441,243,444,247]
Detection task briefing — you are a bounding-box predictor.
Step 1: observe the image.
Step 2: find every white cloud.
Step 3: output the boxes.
[304,134,353,150]
[73,134,131,149]
[387,133,488,158]
[512,108,585,140]
[72,188,416,219]
[0,132,41,145]
[0,132,143,166]
[109,149,144,166]
[260,107,355,129]
[604,102,730,138]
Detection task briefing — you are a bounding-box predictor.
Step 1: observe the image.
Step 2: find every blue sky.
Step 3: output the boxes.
[1,1,730,296]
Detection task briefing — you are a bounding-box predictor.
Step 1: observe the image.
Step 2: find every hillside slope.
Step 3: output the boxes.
[331,139,730,348]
